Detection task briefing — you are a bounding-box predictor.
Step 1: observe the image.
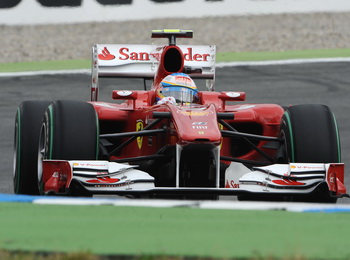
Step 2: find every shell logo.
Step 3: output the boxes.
[219,123,223,149]
[179,111,210,116]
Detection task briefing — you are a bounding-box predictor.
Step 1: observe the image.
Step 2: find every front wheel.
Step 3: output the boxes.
[14,101,52,195]
[279,104,341,202]
[38,100,99,196]
[280,104,341,163]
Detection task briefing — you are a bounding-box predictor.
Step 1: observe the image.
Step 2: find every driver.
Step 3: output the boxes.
[156,73,199,105]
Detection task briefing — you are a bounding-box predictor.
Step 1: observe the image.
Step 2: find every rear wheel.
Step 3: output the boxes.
[280,104,341,202]
[14,101,52,195]
[38,100,99,196]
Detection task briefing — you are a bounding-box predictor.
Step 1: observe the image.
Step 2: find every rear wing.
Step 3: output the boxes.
[91,44,216,101]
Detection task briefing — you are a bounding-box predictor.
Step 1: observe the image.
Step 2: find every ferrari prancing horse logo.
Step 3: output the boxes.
[136,120,144,149]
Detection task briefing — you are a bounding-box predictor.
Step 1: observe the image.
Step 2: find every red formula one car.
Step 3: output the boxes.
[14,29,348,202]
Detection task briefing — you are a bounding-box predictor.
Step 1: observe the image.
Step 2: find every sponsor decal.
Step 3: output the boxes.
[225,180,240,188]
[192,122,206,125]
[73,162,107,167]
[192,122,208,129]
[150,53,161,61]
[98,47,116,60]
[183,48,210,62]
[113,47,211,62]
[136,119,144,149]
[218,123,223,149]
[179,111,211,116]
[92,181,133,188]
[290,165,324,170]
[192,126,208,129]
[119,48,151,61]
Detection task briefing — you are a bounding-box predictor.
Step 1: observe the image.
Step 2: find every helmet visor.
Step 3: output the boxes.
[161,86,198,103]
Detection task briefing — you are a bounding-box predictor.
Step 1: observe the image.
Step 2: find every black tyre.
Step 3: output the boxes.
[38,100,99,195]
[14,101,52,195]
[280,104,341,163]
[280,104,341,203]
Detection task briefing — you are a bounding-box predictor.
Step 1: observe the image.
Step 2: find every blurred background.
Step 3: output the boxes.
[1,0,350,63]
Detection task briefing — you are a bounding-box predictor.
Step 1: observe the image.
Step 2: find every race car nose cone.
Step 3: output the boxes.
[168,104,221,144]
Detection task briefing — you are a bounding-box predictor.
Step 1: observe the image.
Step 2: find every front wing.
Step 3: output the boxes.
[41,160,347,198]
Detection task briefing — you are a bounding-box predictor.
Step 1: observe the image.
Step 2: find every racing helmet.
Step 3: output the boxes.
[156,73,199,104]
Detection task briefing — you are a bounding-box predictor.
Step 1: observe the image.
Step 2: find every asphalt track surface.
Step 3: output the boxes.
[1,62,350,204]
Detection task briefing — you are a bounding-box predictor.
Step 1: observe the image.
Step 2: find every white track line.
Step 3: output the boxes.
[0,69,90,77]
[216,57,350,67]
[32,197,350,212]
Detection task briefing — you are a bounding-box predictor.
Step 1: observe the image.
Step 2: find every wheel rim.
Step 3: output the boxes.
[13,117,20,193]
[332,113,342,163]
[37,122,48,194]
[283,111,295,162]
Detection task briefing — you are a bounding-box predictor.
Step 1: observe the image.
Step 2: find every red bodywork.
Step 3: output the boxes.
[91,98,284,164]
[89,35,284,167]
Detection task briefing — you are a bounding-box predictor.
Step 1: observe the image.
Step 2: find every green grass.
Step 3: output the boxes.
[0,203,350,260]
[0,59,90,73]
[1,48,350,73]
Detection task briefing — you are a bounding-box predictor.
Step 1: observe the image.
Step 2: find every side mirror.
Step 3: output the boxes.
[112,90,138,100]
[219,92,246,102]
[219,92,246,110]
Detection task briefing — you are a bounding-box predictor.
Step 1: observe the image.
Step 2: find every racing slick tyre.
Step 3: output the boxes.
[14,101,52,195]
[280,104,341,203]
[38,100,99,196]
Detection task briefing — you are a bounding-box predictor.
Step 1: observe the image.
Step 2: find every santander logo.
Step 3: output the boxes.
[98,47,116,60]
[98,47,210,62]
